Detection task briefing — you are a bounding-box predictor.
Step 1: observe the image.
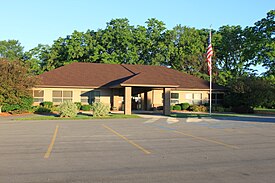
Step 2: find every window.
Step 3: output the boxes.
[33,90,44,102]
[193,93,202,104]
[91,91,100,103]
[81,91,89,104]
[170,93,179,104]
[185,93,202,104]
[80,90,100,104]
[52,90,73,103]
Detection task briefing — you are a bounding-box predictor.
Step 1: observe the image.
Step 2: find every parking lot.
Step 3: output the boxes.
[1,115,275,183]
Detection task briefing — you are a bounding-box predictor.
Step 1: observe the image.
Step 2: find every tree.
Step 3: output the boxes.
[0,59,37,113]
[225,76,275,111]
[165,26,208,78]
[99,18,138,64]
[23,44,51,74]
[214,26,251,85]
[0,40,24,60]
[144,18,167,65]
[251,10,275,76]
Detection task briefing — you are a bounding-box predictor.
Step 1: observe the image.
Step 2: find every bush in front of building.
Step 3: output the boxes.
[80,104,92,111]
[2,96,33,113]
[189,105,208,112]
[92,102,110,117]
[58,101,79,117]
[172,105,181,111]
[35,107,52,114]
[74,102,82,110]
[40,101,53,109]
[180,103,190,110]
[212,105,225,112]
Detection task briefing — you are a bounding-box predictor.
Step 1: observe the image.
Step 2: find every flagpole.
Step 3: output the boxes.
[209,57,212,116]
[209,27,212,116]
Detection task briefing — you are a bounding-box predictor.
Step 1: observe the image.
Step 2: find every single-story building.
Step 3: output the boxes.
[33,62,226,115]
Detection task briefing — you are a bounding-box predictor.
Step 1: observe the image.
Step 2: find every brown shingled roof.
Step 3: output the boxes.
[37,62,225,90]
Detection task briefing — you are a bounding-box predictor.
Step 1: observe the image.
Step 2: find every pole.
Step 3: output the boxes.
[209,27,212,116]
[209,62,212,115]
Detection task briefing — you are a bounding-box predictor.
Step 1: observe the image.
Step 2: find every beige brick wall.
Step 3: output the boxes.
[33,87,213,109]
[142,89,210,108]
[32,87,111,106]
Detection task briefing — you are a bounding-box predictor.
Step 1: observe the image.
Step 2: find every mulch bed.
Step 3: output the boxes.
[0,112,32,117]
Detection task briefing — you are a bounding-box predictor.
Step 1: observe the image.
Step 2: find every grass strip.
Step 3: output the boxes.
[16,114,140,120]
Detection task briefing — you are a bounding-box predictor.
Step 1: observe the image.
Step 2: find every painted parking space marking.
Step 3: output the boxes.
[102,124,151,155]
[167,117,179,124]
[147,124,239,150]
[173,130,239,149]
[144,118,160,124]
[44,125,59,159]
[186,118,203,123]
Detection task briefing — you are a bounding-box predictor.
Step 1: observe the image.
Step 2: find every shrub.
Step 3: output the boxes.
[58,101,79,117]
[2,104,19,112]
[224,107,232,112]
[92,102,110,117]
[232,105,254,114]
[180,103,190,110]
[81,104,92,111]
[1,96,33,113]
[172,105,181,111]
[189,105,208,112]
[19,97,33,111]
[40,101,53,109]
[74,102,82,110]
[212,105,225,113]
[170,105,174,110]
[35,107,51,114]
[51,105,60,112]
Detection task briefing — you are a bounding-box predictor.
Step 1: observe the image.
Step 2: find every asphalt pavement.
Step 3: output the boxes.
[0,115,275,183]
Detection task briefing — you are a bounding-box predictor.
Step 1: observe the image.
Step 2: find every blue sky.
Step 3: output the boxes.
[1,0,274,51]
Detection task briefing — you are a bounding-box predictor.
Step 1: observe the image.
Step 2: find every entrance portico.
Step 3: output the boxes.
[118,84,178,115]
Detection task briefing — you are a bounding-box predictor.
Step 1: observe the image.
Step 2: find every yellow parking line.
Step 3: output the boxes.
[174,130,239,149]
[44,125,59,159]
[102,124,151,155]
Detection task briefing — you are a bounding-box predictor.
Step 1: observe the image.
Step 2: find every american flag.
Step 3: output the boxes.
[206,31,213,75]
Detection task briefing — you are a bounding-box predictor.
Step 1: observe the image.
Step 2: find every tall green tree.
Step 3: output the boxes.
[99,18,138,64]
[144,18,167,65]
[214,25,254,85]
[251,10,275,76]
[165,26,208,78]
[0,40,24,60]
[23,44,51,74]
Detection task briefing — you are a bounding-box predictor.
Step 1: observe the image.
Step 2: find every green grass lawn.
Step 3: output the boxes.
[170,112,274,118]
[254,108,275,113]
[16,113,140,120]
[170,113,237,118]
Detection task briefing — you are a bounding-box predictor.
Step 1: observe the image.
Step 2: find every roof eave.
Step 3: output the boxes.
[35,85,100,89]
[120,83,179,88]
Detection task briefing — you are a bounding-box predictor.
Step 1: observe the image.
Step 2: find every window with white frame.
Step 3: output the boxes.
[33,90,44,102]
[170,93,179,104]
[52,90,73,103]
[161,92,180,105]
[185,93,202,104]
